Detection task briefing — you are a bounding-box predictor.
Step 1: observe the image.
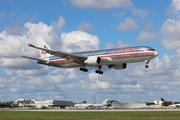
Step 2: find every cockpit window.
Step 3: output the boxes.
[148,48,155,51]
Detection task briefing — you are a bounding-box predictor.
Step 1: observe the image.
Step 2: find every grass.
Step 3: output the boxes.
[0,111,180,120]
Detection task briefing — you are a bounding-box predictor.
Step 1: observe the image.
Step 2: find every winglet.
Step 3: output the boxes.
[23,35,35,47]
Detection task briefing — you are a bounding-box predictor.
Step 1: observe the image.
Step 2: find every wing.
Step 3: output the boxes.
[38,47,87,60]
[23,35,87,61]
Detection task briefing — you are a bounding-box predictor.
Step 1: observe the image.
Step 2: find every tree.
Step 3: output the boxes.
[82,101,87,103]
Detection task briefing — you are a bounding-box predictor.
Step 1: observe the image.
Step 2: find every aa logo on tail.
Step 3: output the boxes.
[40,45,48,55]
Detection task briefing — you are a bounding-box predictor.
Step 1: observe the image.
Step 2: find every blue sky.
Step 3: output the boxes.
[1,0,180,103]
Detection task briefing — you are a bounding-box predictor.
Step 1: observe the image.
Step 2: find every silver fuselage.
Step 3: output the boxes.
[44,46,158,68]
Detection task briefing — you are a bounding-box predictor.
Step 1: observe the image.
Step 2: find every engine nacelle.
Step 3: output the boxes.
[84,56,100,65]
[100,57,112,63]
[108,63,127,70]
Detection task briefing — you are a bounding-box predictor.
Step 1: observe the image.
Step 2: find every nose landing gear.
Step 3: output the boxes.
[145,64,149,68]
[145,60,150,68]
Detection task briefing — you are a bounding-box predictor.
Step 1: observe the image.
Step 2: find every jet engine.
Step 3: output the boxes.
[84,56,101,65]
[108,63,127,70]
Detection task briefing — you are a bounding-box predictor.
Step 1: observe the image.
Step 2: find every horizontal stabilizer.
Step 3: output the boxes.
[22,56,47,62]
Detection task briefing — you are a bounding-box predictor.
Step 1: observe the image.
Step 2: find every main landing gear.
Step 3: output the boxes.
[145,60,150,68]
[95,66,103,74]
[79,66,103,74]
[79,67,88,72]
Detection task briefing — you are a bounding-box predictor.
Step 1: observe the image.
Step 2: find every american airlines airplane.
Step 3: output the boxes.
[22,35,158,74]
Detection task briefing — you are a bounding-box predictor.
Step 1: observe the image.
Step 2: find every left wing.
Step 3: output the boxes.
[23,35,87,61]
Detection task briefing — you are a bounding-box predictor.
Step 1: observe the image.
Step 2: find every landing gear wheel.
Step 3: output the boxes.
[80,68,88,72]
[145,60,150,68]
[145,65,149,68]
[99,71,103,74]
[95,66,103,74]
[95,70,103,74]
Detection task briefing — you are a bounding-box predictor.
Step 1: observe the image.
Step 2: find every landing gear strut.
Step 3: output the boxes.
[95,66,103,74]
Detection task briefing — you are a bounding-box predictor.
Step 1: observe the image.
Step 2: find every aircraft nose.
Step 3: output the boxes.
[154,51,158,56]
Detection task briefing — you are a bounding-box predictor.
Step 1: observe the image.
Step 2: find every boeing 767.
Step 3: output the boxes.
[22,35,158,74]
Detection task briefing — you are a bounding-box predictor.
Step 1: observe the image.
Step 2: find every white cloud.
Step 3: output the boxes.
[131,7,149,19]
[64,69,76,79]
[89,81,110,89]
[68,0,148,19]
[120,82,142,91]
[0,11,5,19]
[171,0,180,12]
[68,0,133,9]
[5,22,22,35]
[88,72,99,81]
[3,69,16,76]
[105,40,129,49]
[24,22,53,40]
[116,18,139,31]
[60,31,100,52]
[52,16,65,31]
[165,9,175,16]
[137,22,157,41]
[77,22,93,31]
[0,58,40,69]
[161,19,180,49]
[137,31,157,41]
[113,12,125,18]
[162,39,180,50]
[0,21,62,70]
[161,19,180,39]
[23,68,48,76]
[0,31,25,57]
[24,22,61,50]
[117,40,129,47]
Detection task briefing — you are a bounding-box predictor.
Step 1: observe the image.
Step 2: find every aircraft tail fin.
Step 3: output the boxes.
[35,35,52,59]
[161,98,166,103]
[102,98,108,105]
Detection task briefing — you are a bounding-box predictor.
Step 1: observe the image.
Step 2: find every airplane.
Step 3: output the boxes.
[74,98,108,108]
[74,103,93,108]
[91,98,109,108]
[22,35,158,74]
[161,98,180,108]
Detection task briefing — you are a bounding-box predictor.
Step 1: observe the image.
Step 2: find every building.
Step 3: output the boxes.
[33,100,74,108]
[14,99,74,109]
[111,102,146,109]
[154,100,163,105]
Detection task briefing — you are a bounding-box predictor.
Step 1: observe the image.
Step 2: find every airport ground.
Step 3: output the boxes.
[1,109,180,120]
[1,108,180,112]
